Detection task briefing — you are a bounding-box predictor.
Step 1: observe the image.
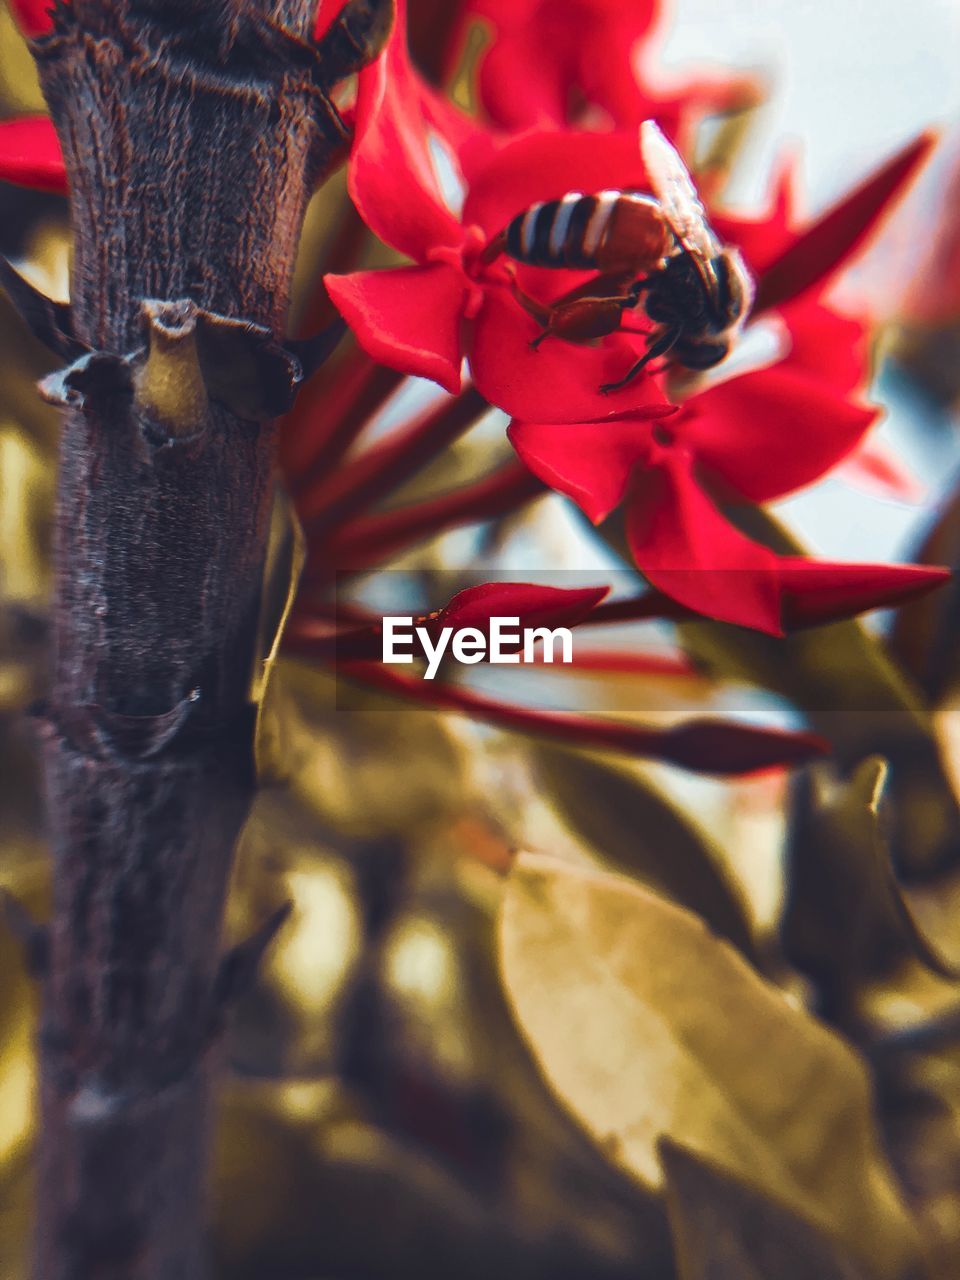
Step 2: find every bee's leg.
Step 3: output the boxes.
[480,231,508,265]
[599,327,680,394]
[506,279,556,349]
[509,279,550,324]
[625,277,655,307]
[512,275,643,350]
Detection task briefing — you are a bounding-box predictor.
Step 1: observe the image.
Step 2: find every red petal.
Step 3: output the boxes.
[312,0,352,42]
[680,365,877,503]
[755,132,936,313]
[462,130,652,241]
[778,559,950,629]
[895,134,960,327]
[325,264,467,394]
[575,21,721,133]
[626,451,783,634]
[435,581,609,636]
[839,439,923,502]
[462,0,541,25]
[9,0,53,36]
[470,288,671,422]
[338,660,827,775]
[349,0,465,260]
[714,156,797,278]
[0,117,67,195]
[648,720,828,774]
[289,581,610,662]
[780,297,870,395]
[465,1,677,135]
[475,28,569,131]
[508,418,650,524]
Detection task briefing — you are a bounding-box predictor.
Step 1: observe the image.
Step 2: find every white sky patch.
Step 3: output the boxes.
[427,130,466,220]
[662,0,960,209]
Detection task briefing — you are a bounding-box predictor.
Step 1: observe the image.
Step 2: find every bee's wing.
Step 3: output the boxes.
[640,120,718,259]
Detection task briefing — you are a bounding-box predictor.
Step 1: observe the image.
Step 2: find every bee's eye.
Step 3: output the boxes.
[709,255,749,327]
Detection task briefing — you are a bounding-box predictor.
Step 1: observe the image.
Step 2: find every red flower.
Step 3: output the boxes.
[313,0,353,41]
[1,1,65,189]
[489,126,934,633]
[449,0,759,141]
[8,0,53,38]
[0,117,67,195]
[719,132,937,314]
[508,297,884,634]
[325,0,672,421]
[326,0,933,427]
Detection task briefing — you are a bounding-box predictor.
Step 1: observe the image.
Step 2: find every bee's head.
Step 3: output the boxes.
[709,248,755,332]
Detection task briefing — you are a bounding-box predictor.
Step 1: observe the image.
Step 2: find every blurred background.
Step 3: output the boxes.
[3,2,960,1278]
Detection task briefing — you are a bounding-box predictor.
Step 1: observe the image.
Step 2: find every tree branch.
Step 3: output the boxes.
[20,2,392,1276]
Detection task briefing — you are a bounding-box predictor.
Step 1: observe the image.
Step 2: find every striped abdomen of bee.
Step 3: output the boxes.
[484,190,673,274]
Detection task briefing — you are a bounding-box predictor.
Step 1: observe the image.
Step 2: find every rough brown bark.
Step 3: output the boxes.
[19,2,391,1276]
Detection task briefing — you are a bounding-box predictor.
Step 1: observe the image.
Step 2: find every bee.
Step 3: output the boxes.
[482,121,755,393]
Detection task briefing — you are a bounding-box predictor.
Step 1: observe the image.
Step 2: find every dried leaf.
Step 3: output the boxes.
[660,1137,873,1279]
[878,1053,960,1279]
[532,745,758,963]
[0,7,46,114]
[0,426,51,609]
[499,852,921,1279]
[263,659,474,839]
[0,1154,31,1280]
[784,757,957,1014]
[215,1084,650,1280]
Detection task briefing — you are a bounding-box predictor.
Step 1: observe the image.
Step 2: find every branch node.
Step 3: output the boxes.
[39,351,134,411]
[315,0,396,85]
[135,299,210,440]
[286,317,347,381]
[213,900,293,1013]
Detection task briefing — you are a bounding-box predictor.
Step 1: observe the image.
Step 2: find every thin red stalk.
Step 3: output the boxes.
[755,130,935,314]
[299,384,488,528]
[278,345,404,484]
[308,460,546,577]
[557,649,696,675]
[587,593,691,625]
[335,660,827,774]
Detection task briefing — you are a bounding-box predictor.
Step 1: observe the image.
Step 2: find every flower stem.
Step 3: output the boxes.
[308,458,546,578]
